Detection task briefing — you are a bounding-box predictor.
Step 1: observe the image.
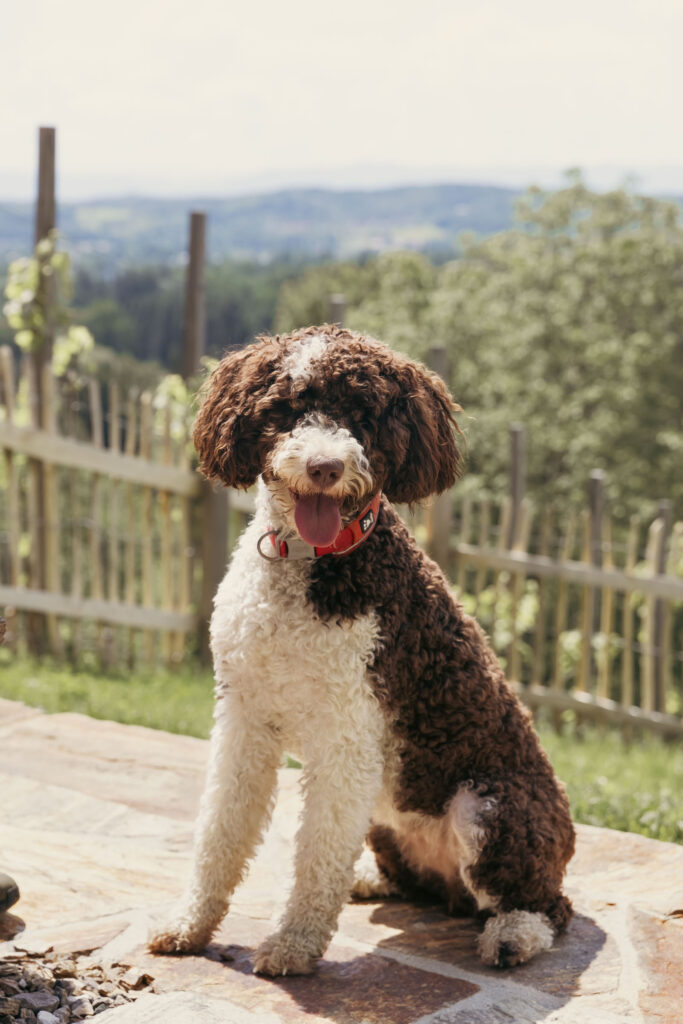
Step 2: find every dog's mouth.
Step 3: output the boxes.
[289,489,342,547]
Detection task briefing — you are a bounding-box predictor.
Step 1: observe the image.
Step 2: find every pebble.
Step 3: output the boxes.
[67,995,93,1018]
[36,1014,60,1024]
[17,993,59,1013]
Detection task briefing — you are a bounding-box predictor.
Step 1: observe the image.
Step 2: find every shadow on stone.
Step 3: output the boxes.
[364,899,610,1001]
[206,941,479,1024]
[192,903,608,1023]
[0,911,25,942]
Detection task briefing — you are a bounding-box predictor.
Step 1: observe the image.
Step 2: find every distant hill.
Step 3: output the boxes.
[0,184,518,270]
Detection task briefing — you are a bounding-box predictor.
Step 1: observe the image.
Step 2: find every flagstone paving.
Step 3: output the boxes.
[0,698,681,1023]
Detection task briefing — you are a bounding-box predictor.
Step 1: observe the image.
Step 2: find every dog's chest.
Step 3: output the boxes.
[210,520,382,729]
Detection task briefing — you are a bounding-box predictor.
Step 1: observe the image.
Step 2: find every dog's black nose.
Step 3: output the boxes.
[306,456,344,489]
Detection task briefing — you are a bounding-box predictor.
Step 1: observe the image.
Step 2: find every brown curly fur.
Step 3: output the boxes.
[196,326,575,938]
[310,500,575,933]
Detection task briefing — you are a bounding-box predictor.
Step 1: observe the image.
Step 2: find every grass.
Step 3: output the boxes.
[0,649,215,739]
[537,722,683,845]
[1,651,681,844]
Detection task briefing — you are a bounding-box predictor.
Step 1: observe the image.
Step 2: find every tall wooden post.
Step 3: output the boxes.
[182,212,207,380]
[427,345,452,573]
[27,127,57,650]
[180,212,227,660]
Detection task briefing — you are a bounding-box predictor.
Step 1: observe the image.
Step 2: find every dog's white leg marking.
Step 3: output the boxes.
[450,786,555,967]
[351,843,400,899]
[149,694,282,954]
[478,910,554,967]
[254,721,384,976]
[449,785,498,912]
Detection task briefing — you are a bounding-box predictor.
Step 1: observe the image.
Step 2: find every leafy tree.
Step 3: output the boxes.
[347,252,437,363]
[274,261,370,335]
[274,177,683,518]
[429,177,683,517]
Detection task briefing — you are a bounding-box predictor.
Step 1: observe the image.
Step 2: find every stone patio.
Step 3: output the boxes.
[0,697,681,1023]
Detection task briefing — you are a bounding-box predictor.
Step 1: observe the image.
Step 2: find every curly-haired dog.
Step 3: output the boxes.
[149,326,575,975]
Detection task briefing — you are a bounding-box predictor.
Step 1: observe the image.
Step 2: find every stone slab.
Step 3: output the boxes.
[0,700,681,1023]
[0,708,207,819]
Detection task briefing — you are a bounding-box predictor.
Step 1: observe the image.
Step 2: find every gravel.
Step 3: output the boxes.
[0,948,154,1024]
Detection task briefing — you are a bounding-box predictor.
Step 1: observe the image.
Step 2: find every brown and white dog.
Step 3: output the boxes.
[149,326,575,975]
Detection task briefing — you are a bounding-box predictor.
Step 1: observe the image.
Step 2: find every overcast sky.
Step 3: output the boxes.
[2,0,681,198]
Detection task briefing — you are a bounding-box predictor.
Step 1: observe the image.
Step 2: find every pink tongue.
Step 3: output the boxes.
[294,493,342,547]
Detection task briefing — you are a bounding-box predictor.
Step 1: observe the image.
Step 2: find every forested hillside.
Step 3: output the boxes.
[0,183,516,269]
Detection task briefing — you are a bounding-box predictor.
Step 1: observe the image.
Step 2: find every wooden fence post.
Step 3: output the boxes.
[578,470,604,692]
[329,293,346,326]
[180,211,227,661]
[653,499,672,712]
[506,425,526,549]
[427,345,452,573]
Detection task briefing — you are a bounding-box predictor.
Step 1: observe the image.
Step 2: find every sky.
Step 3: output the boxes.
[2,0,682,199]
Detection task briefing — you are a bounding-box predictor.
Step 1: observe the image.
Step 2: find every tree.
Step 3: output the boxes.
[429,178,683,517]
[273,177,683,518]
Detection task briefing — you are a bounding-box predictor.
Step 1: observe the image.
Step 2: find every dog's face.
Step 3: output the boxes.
[193,327,462,540]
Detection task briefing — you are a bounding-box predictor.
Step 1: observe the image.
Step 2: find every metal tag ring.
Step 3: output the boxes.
[257,530,282,561]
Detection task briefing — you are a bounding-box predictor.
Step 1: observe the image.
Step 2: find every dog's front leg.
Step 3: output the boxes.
[253,734,383,976]
[149,694,282,955]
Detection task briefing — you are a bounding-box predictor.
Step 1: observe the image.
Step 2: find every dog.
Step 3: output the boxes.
[149,325,575,975]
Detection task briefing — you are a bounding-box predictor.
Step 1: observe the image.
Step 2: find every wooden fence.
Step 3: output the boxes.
[2,345,682,735]
[0,348,201,664]
[444,492,683,737]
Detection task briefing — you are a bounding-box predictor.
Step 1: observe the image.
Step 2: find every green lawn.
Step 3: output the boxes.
[0,650,215,739]
[1,650,681,844]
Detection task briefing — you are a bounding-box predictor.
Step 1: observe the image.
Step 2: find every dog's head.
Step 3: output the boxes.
[193,326,462,544]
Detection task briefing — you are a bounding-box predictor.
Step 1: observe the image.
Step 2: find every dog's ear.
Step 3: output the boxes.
[193,338,288,488]
[379,360,462,505]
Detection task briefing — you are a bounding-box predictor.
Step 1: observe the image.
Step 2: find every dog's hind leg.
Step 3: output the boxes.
[254,727,384,976]
[149,694,283,955]
[449,777,575,968]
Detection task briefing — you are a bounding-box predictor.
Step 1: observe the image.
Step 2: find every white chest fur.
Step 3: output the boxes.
[209,513,385,759]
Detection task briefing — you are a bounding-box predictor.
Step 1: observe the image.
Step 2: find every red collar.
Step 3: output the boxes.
[257,493,381,561]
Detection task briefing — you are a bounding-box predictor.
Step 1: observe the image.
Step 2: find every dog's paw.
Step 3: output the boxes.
[477,910,554,968]
[253,932,320,976]
[148,919,212,956]
[350,846,400,900]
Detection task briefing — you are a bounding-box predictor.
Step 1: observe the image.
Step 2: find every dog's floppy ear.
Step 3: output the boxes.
[193,338,287,489]
[380,360,462,505]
